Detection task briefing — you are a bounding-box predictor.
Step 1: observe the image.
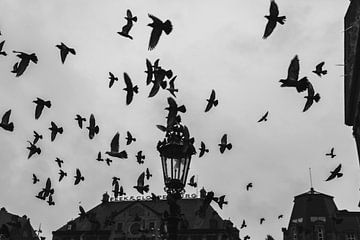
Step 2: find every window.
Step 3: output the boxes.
[346,233,356,240]
[315,226,324,240]
[310,216,326,222]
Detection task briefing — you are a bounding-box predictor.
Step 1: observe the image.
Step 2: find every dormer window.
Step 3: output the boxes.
[291,218,303,223]
[310,216,326,222]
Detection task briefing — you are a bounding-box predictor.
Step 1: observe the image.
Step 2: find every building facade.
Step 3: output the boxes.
[52,193,240,240]
[282,188,360,240]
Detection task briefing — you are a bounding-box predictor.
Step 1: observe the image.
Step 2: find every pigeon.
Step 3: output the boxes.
[303,81,320,112]
[11,51,38,77]
[58,169,67,182]
[219,134,232,153]
[47,194,55,206]
[240,220,247,229]
[0,109,14,132]
[258,111,269,122]
[49,121,63,141]
[112,177,120,186]
[117,9,137,40]
[105,158,112,166]
[32,174,40,184]
[133,172,149,194]
[198,141,209,158]
[213,195,228,209]
[75,114,86,129]
[278,214,283,219]
[42,178,54,198]
[263,0,286,39]
[136,151,145,164]
[246,183,253,191]
[145,168,152,180]
[188,175,197,188]
[312,62,327,77]
[78,205,87,220]
[33,131,42,144]
[279,55,309,93]
[260,217,265,224]
[55,158,64,168]
[96,151,104,162]
[87,114,99,139]
[244,235,251,240]
[33,98,51,120]
[148,65,171,98]
[205,89,218,112]
[36,190,46,201]
[147,14,173,50]
[0,40,7,56]
[27,141,41,159]
[165,97,186,128]
[112,181,121,198]
[325,164,343,181]
[326,147,336,158]
[166,75,178,97]
[106,132,128,159]
[74,168,85,185]
[108,72,118,88]
[56,42,76,64]
[145,58,159,85]
[126,131,136,145]
[123,72,139,105]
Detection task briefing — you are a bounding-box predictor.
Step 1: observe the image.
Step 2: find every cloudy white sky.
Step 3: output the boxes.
[0,0,358,239]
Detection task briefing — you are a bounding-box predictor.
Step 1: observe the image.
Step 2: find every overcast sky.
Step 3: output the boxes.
[0,0,358,239]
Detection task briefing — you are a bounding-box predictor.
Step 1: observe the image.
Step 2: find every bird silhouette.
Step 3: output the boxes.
[246,183,253,191]
[145,58,159,85]
[87,114,99,139]
[148,64,172,98]
[258,111,269,122]
[47,194,55,206]
[325,164,343,181]
[326,147,336,158]
[266,235,275,240]
[188,175,197,188]
[312,62,327,77]
[303,80,320,112]
[75,114,86,129]
[240,219,247,229]
[11,51,38,77]
[117,9,137,40]
[166,75,178,97]
[58,169,67,182]
[112,176,120,186]
[147,14,172,50]
[133,172,149,194]
[166,97,186,128]
[55,157,64,168]
[56,42,76,64]
[279,55,309,93]
[278,214,283,219]
[33,98,51,120]
[205,89,218,112]
[219,134,232,153]
[32,174,40,184]
[74,168,85,185]
[105,158,112,166]
[136,151,145,164]
[36,190,46,201]
[106,132,128,159]
[112,181,121,198]
[213,195,228,209]
[263,0,286,39]
[27,141,41,159]
[151,193,160,202]
[146,168,152,180]
[42,178,54,198]
[78,205,88,220]
[126,131,136,145]
[0,40,7,56]
[260,217,265,224]
[123,72,139,105]
[33,131,42,144]
[198,141,209,158]
[96,151,104,162]
[49,121,63,141]
[108,72,118,88]
[0,109,14,132]
[244,235,251,240]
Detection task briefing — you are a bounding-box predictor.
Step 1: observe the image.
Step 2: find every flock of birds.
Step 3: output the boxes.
[0,1,351,239]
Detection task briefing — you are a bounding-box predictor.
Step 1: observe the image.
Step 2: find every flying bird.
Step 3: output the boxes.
[75,114,86,129]
[47,194,55,206]
[87,114,99,139]
[117,9,137,40]
[133,172,149,194]
[219,134,232,153]
[136,151,145,164]
[312,62,327,77]
[263,0,286,39]
[27,141,41,159]
[266,235,275,240]
[145,58,159,85]
[108,72,118,88]
[325,164,343,181]
[74,168,85,185]
[32,174,40,184]
[105,158,112,166]
[198,141,209,158]
[147,14,173,50]
[244,235,251,240]
[0,109,14,132]
[246,183,253,191]
[166,97,186,128]
[0,40,7,56]
[205,90,218,113]
[33,131,42,144]
[326,147,336,158]
[112,177,120,186]
[42,178,54,198]
[33,98,51,120]
[58,169,67,182]
[126,131,136,145]
[258,111,269,122]
[260,217,266,224]
[55,158,64,168]
[96,151,104,162]
[278,214,283,219]
[166,75,178,97]
[106,132,128,159]
[146,168,152,180]
[279,55,309,93]
[49,121,63,141]
[56,42,76,64]
[188,175,197,188]
[123,72,139,105]
[240,220,247,229]
[213,195,228,209]
[303,81,320,112]
[11,51,38,77]
[35,191,46,201]
[148,65,171,98]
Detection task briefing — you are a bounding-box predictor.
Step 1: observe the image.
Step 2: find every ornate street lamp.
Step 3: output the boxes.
[157,122,196,240]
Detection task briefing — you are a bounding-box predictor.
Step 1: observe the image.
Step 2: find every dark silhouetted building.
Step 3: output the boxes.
[52,192,240,240]
[0,207,39,240]
[282,188,360,240]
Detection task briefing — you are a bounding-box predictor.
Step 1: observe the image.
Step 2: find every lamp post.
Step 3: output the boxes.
[157,122,196,240]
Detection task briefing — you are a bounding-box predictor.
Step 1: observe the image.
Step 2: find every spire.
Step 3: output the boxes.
[309,168,314,193]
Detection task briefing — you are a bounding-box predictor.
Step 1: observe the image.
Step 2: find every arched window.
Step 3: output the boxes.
[315,225,325,240]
